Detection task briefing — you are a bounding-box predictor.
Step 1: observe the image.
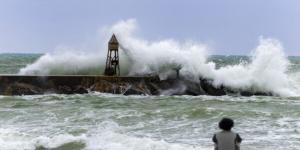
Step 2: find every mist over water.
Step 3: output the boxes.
[17,19,300,96]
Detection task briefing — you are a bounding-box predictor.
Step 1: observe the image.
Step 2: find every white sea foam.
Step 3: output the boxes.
[84,130,206,150]
[0,125,208,150]
[18,19,300,96]
[18,49,105,75]
[210,38,299,96]
[105,19,213,80]
[105,19,300,96]
[0,128,85,150]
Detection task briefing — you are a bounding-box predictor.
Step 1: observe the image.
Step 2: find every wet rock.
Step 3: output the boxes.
[183,80,205,96]
[91,80,115,93]
[123,82,151,95]
[73,86,88,94]
[123,87,146,95]
[240,91,272,96]
[58,85,73,94]
[5,83,42,95]
[144,82,160,95]
[0,75,273,96]
[200,78,226,96]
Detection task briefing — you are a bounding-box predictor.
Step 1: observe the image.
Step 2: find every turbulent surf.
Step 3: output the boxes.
[1,53,300,149]
[1,19,300,150]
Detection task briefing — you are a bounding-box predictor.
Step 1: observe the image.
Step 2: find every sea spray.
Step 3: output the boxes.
[18,49,104,75]
[18,19,300,96]
[109,19,214,80]
[108,19,300,96]
[18,47,131,75]
[211,38,299,96]
[19,19,214,80]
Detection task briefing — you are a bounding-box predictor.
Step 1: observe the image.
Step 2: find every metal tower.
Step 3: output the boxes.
[104,34,120,76]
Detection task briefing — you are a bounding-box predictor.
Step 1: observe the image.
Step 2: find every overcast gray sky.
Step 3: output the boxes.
[0,0,299,55]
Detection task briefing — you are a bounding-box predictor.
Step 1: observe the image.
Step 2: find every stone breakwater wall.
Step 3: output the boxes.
[0,75,159,95]
[0,75,271,96]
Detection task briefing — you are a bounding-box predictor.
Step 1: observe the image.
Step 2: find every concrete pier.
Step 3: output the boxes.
[0,75,272,96]
[0,75,160,95]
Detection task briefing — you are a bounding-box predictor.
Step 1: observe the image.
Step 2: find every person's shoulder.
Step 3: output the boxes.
[231,131,242,142]
[214,131,223,135]
[230,130,240,135]
[232,131,242,136]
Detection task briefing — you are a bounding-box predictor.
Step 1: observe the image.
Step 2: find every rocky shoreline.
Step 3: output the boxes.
[0,75,271,96]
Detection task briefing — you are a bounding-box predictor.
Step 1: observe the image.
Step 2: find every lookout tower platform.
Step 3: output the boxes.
[104,34,120,76]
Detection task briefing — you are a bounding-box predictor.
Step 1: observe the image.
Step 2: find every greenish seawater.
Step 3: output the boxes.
[0,53,42,74]
[0,54,300,150]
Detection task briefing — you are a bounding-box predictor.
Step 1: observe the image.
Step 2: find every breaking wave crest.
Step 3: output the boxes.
[18,50,104,75]
[211,38,299,96]
[18,19,300,96]
[0,122,206,150]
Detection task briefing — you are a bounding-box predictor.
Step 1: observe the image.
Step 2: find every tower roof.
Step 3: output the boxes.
[109,34,119,44]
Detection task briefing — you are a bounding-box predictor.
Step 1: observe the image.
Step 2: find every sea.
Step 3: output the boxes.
[0,53,300,150]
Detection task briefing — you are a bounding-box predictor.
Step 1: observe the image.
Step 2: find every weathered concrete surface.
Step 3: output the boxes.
[0,75,272,96]
[0,75,160,95]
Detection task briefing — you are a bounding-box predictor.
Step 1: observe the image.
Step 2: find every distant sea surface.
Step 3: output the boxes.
[0,54,300,150]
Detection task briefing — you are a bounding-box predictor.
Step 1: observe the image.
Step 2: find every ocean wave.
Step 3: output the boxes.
[17,19,300,96]
[0,127,207,150]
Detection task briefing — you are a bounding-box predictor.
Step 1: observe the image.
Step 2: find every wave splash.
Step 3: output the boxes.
[18,19,300,96]
[18,50,105,75]
[211,38,299,96]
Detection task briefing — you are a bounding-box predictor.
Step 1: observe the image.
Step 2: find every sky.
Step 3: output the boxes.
[0,0,299,55]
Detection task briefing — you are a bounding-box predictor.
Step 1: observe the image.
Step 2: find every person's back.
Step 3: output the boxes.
[212,118,242,150]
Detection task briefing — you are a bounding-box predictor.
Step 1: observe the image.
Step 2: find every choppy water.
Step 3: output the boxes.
[1,54,300,150]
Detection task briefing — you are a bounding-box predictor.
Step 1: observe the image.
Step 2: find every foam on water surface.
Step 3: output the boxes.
[0,94,300,150]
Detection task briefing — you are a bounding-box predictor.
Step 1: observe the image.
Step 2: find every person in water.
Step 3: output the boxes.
[212,118,242,150]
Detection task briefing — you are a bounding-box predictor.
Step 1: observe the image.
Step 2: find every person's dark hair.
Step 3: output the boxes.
[219,118,234,131]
